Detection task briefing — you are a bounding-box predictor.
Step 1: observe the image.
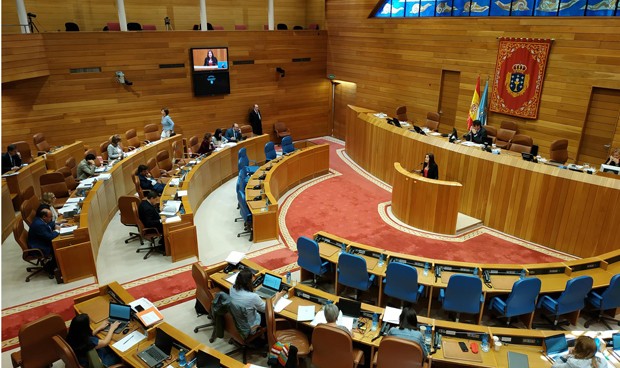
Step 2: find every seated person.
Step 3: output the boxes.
[386,307,429,359]
[66,313,121,368]
[1,144,22,174]
[463,120,487,144]
[138,191,165,246]
[604,147,620,166]
[211,128,228,147]
[136,164,165,195]
[322,304,352,336]
[77,153,97,180]
[225,123,243,142]
[107,135,124,160]
[229,269,286,327]
[551,335,609,368]
[27,208,60,276]
[37,192,65,225]
[197,132,215,155]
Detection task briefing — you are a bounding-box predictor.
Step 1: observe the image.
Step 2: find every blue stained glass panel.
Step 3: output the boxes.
[468,0,492,15]
[406,0,423,16]
[584,0,616,15]
[558,0,586,15]
[490,0,513,15]
[376,0,395,17]
[391,0,407,16]
[436,0,455,15]
[511,0,535,15]
[453,0,471,16]
[419,0,437,16]
[533,0,560,15]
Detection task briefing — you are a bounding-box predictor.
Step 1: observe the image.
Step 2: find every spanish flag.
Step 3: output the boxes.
[467,76,481,130]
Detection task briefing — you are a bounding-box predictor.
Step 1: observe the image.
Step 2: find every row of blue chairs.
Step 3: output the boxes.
[264,136,295,162]
[296,236,620,329]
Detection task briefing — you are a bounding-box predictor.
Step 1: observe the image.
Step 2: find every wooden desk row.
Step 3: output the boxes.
[50,136,183,283]
[158,135,271,261]
[244,143,330,243]
[345,105,620,258]
[207,259,620,368]
[312,231,620,326]
[73,282,245,368]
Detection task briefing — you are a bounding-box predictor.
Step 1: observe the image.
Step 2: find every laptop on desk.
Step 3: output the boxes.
[544,334,569,363]
[137,328,174,368]
[337,298,361,318]
[104,302,132,334]
[254,273,282,299]
[195,350,221,368]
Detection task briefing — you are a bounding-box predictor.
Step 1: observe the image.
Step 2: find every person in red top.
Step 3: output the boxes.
[421,153,439,180]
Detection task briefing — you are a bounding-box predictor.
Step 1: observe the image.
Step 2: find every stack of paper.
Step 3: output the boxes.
[59,203,80,216]
[112,331,146,352]
[297,305,316,321]
[58,225,78,235]
[160,200,182,217]
[66,197,84,204]
[168,178,180,186]
[382,306,401,324]
[225,251,245,265]
[274,298,292,313]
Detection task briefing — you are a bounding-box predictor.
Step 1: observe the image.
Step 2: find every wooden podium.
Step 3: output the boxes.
[391,162,462,235]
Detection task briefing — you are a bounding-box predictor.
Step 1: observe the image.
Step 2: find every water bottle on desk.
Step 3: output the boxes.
[424,326,432,346]
[481,334,490,353]
[340,243,346,254]
[423,262,429,276]
[178,349,187,367]
[378,253,385,268]
[520,269,526,279]
[286,272,291,284]
[371,313,378,331]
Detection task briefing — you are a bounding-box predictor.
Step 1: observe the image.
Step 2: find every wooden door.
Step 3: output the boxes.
[332,81,357,140]
[438,70,461,134]
[577,88,620,165]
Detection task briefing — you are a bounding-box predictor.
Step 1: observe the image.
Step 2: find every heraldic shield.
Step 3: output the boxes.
[505,63,529,97]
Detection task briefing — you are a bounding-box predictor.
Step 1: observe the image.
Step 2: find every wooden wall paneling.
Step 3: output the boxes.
[55,241,98,283]
[577,88,620,164]
[1,35,50,82]
[2,183,16,243]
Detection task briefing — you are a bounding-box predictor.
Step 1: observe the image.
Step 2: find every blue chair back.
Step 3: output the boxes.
[504,277,541,317]
[556,275,593,315]
[281,136,294,154]
[236,166,248,192]
[443,274,482,314]
[238,154,250,172]
[297,236,323,275]
[600,274,620,310]
[265,141,277,161]
[237,190,251,221]
[238,147,248,161]
[384,262,420,303]
[338,252,371,291]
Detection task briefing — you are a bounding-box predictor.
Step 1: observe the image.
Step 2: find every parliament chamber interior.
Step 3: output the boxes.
[1,0,620,367]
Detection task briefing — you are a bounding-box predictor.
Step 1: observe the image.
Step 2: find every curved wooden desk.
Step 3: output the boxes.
[392,162,462,234]
[346,106,620,258]
[245,143,330,243]
[44,141,85,171]
[3,155,47,209]
[159,135,270,261]
[52,136,182,283]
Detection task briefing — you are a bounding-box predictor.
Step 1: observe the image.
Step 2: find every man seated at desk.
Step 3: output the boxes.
[28,208,60,277]
[138,191,165,247]
[225,123,243,142]
[77,153,97,180]
[463,120,487,144]
[1,144,22,174]
[137,164,165,195]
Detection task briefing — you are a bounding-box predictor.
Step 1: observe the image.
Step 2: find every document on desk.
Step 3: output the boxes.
[176,190,188,197]
[168,178,180,186]
[382,306,401,324]
[274,298,292,313]
[58,225,78,235]
[297,305,316,321]
[225,272,239,284]
[66,197,84,204]
[164,216,181,224]
[225,251,245,265]
[160,200,182,217]
[112,330,146,352]
[128,297,155,313]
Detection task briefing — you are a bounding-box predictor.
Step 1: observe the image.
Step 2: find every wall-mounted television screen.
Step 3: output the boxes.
[191,47,229,71]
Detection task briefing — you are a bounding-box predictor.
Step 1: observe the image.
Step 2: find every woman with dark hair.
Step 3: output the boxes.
[211,128,228,147]
[552,335,608,368]
[204,50,218,67]
[229,269,285,327]
[66,313,121,367]
[421,153,439,180]
[197,132,215,155]
[386,307,429,358]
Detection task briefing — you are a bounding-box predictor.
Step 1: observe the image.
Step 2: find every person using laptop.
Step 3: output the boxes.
[323,303,352,336]
[463,120,487,144]
[66,313,121,367]
[386,307,429,359]
[229,269,286,327]
[551,336,609,368]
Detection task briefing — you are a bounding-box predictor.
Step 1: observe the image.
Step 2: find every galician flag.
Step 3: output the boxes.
[478,79,489,125]
[467,76,481,130]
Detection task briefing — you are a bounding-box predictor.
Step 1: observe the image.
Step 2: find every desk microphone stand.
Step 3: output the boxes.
[164,17,173,31]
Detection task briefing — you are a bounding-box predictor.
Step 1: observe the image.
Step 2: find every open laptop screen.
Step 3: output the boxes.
[262,273,282,291]
[544,334,568,355]
[109,302,131,321]
[155,328,175,356]
[196,350,221,368]
[613,333,620,351]
[337,298,361,318]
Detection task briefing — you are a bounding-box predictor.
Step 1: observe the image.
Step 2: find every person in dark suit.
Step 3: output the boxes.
[2,144,22,174]
[463,120,487,144]
[249,104,263,135]
[138,191,165,247]
[421,153,439,180]
[204,50,218,67]
[28,208,60,275]
[225,123,243,142]
[136,164,165,195]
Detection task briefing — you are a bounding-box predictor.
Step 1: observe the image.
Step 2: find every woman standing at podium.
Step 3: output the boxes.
[421,153,439,180]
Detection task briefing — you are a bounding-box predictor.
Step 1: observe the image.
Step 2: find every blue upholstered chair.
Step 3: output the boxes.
[536,275,592,329]
[236,190,252,241]
[281,136,295,154]
[383,262,425,306]
[264,141,277,162]
[297,236,329,287]
[488,277,541,328]
[237,147,258,174]
[337,252,375,300]
[438,274,484,323]
[584,273,620,329]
